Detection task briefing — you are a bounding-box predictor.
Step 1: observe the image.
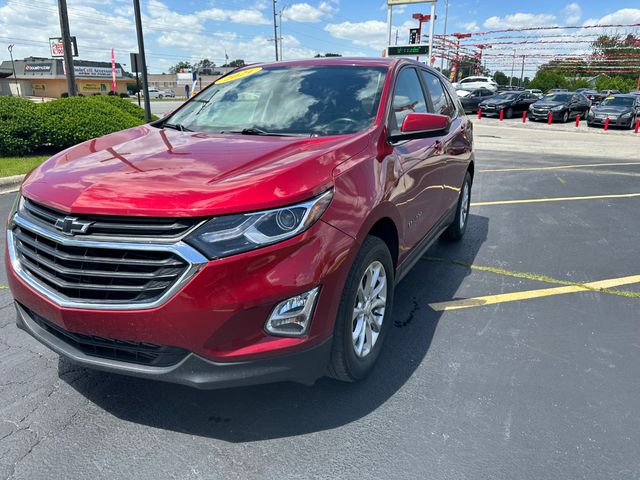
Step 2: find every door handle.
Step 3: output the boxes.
[434,140,443,153]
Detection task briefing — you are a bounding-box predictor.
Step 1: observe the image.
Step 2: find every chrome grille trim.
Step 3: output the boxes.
[8,213,208,311]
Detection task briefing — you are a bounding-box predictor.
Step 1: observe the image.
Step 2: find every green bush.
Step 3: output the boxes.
[0,97,42,156]
[85,95,150,122]
[39,97,143,149]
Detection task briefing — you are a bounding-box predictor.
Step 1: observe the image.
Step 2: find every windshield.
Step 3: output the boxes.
[494,93,518,100]
[165,66,387,136]
[545,94,571,102]
[600,96,634,107]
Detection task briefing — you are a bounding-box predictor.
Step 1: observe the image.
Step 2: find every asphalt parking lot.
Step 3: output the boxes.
[1,122,639,479]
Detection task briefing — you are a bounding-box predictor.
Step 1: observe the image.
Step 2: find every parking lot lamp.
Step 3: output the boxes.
[7,44,20,97]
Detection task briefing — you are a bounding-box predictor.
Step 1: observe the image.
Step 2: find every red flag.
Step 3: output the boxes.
[111,48,117,93]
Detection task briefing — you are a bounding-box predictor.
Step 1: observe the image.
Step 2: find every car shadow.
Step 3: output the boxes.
[62,214,489,442]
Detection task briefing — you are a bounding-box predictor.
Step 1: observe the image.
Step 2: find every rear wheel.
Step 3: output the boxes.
[328,236,394,382]
[443,172,472,241]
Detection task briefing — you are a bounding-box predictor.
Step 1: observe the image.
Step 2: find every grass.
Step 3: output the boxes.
[0,155,50,177]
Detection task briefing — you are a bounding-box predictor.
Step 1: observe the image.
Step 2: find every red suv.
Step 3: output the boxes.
[6,57,474,388]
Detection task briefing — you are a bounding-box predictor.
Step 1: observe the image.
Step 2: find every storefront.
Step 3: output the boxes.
[0,57,136,98]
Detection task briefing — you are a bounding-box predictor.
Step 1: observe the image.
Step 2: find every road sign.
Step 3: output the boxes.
[387,45,429,56]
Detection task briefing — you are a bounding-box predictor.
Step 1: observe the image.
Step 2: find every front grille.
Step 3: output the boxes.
[23,198,201,240]
[24,305,188,367]
[13,225,189,304]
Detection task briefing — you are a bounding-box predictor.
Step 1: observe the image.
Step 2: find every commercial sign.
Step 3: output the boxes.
[387,45,429,56]
[74,66,123,78]
[24,63,52,73]
[79,82,108,92]
[49,37,78,57]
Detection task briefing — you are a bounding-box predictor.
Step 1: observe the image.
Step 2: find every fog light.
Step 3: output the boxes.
[265,287,320,337]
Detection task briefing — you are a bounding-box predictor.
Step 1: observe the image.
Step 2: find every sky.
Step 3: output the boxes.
[0,0,639,74]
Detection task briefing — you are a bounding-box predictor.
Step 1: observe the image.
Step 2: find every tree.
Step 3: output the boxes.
[314,53,342,57]
[493,71,508,85]
[529,70,568,92]
[195,58,216,74]
[168,61,192,74]
[222,59,246,68]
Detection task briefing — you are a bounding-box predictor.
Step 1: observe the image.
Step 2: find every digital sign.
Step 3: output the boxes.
[387,45,429,56]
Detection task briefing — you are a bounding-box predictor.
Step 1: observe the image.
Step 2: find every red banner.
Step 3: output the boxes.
[111,48,117,93]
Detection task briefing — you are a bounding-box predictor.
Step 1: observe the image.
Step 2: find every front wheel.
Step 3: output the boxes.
[443,172,472,241]
[505,107,513,119]
[561,111,569,123]
[328,236,394,382]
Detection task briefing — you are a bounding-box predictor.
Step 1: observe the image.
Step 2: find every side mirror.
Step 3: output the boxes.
[389,113,450,142]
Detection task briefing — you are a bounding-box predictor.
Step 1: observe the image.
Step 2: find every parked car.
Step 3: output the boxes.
[457,88,496,113]
[548,88,568,94]
[478,91,539,118]
[162,89,176,98]
[496,85,524,93]
[6,57,474,389]
[525,89,543,99]
[587,94,640,129]
[452,76,498,92]
[581,90,604,104]
[529,92,591,123]
[141,87,164,99]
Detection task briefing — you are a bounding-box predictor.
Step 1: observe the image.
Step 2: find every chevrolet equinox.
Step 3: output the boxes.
[6,57,474,388]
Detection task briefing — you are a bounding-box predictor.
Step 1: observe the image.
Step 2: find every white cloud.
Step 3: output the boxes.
[563,3,582,25]
[462,21,480,33]
[283,2,337,23]
[483,13,557,30]
[325,19,414,51]
[583,8,640,26]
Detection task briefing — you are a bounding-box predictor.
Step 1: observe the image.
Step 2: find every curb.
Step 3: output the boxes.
[0,174,25,194]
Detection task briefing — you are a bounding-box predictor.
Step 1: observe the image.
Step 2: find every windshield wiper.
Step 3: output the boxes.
[163,122,192,132]
[223,127,310,137]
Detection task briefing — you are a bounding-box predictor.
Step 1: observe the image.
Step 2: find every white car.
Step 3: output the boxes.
[452,76,498,92]
[141,87,164,99]
[525,89,544,99]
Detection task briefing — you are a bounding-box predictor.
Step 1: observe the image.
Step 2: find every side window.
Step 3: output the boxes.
[391,68,427,133]
[421,70,454,117]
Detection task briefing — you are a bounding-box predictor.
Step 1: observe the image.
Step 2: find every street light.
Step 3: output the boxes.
[7,44,20,97]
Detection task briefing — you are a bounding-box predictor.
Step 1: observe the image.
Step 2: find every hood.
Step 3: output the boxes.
[21,125,370,217]
[531,101,565,108]
[591,105,633,115]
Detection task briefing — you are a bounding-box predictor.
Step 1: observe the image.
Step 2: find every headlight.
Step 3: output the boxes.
[551,105,564,111]
[185,190,333,259]
[621,112,632,119]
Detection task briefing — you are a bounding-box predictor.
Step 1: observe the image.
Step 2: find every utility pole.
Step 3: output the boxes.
[427,1,436,65]
[510,50,516,86]
[278,5,288,60]
[440,0,449,70]
[133,0,151,122]
[519,55,525,87]
[58,0,77,96]
[7,44,20,97]
[272,0,279,61]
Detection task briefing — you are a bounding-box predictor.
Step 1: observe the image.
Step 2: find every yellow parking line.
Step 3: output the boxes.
[480,162,640,173]
[0,285,7,289]
[471,192,640,207]
[429,274,640,311]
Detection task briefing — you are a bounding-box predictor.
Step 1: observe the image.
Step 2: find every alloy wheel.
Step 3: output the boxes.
[460,180,470,229]
[352,261,387,358]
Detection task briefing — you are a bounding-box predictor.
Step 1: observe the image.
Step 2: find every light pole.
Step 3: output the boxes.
[7,44,20,97]
[58,0,77,96]
[278,5,288,60]
[440,0,449,70]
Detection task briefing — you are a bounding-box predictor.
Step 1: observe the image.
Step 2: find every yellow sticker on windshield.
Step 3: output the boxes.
[215,67,263,84]
[606,96,615,100]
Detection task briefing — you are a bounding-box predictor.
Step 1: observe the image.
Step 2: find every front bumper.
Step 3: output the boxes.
[15,302,333,389]
[7,216,356,384]
[587,116,631,127]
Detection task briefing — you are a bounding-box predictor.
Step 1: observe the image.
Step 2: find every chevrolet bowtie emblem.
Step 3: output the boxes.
[54,216,93,235]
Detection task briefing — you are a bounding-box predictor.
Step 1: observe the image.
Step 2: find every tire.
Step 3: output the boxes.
[505,107,513,119]
[561,111,569,123]
[442,172,472,242]
[328,236,394,382]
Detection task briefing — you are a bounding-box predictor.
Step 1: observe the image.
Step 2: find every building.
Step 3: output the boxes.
[147,68,235,97]
[0,57,135,98]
